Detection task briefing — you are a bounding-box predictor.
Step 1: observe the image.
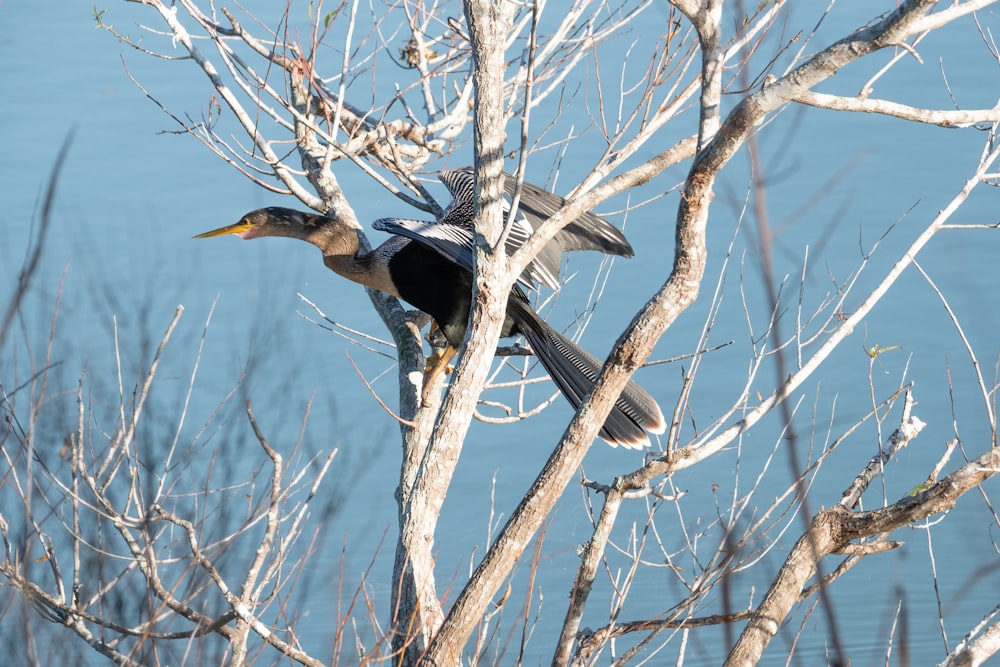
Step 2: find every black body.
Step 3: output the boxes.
[387,239,662,447]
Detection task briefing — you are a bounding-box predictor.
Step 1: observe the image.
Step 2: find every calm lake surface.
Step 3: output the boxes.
[2,1,998,665]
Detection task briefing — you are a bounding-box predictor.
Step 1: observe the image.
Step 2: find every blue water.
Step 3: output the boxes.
[2,1,999,665]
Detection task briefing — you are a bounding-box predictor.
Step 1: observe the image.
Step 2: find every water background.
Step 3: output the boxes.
[2,2,999,665]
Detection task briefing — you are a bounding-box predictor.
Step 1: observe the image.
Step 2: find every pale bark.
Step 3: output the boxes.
[940,620,1000,667]
[428,1,992,663]
[9,2,995,666]
[415,2,517,664]
[726,446,999,666]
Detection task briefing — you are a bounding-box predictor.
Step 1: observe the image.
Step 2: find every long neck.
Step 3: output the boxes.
[304,224,399,297]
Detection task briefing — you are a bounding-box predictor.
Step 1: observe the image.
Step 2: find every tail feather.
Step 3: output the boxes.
[508,299,664,448]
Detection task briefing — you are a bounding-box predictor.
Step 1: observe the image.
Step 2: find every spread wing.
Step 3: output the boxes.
[437,168,559,288]
[372,217,476,274]
[444,167,633,258]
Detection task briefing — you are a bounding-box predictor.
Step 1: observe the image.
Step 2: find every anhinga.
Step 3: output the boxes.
[196,168,664,448]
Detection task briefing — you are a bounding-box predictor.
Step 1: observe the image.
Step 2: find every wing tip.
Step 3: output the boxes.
[600,426,655,449]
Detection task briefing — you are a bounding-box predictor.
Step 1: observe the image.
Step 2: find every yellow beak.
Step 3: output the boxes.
[193,220,253,239]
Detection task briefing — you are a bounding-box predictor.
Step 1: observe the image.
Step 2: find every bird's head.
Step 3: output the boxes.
[195,207,338,242]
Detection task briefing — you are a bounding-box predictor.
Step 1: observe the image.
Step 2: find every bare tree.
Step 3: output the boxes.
[3,0,1000,665]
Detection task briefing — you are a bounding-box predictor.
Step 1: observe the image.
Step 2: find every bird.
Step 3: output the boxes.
[195,170,664,447]
[372,167,636,400]
[420,167,636,290]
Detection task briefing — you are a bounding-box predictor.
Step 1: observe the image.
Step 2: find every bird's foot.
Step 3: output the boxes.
[421,345,457,405]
